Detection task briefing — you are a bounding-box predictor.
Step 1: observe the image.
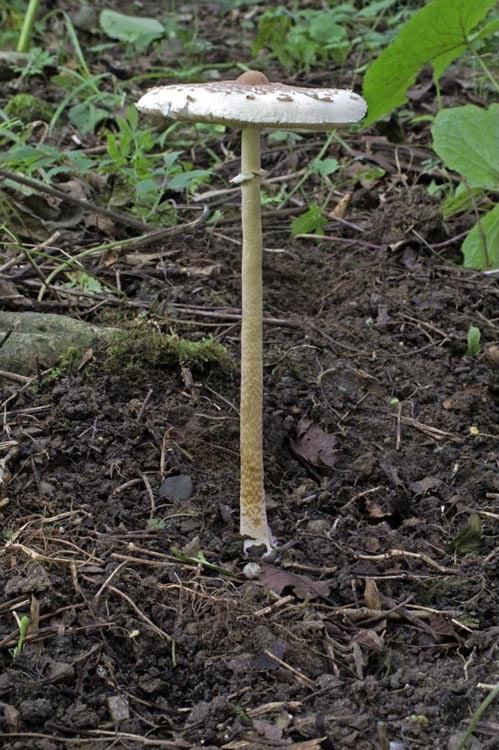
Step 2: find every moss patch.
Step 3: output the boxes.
[103,330,234,376]
[5,93,53,123]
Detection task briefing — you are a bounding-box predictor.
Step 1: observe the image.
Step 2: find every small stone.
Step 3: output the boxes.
[107,695,130,724]
[39,480,56,497]
[71,6,97,30]
[138,676,167,694]
[242,562,261,579]
[306,519,330,534]
[159,474,193,501]
[46,660,75,683]
[485,344,499,367]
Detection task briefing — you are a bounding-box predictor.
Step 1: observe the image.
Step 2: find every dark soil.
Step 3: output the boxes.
[1,3,499,750]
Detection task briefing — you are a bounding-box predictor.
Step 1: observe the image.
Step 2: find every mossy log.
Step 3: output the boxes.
[0,312,120,376]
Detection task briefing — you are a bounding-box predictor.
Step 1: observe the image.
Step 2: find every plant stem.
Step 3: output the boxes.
[457,683,499,750]
[278,131,335,209]
[468,44,499,95]
[239,127,271,552]
[16,0,42,52]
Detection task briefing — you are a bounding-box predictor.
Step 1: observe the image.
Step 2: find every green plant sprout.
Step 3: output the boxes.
[169,546,238,579]
[10,614,29,659]
[467,326,481,358]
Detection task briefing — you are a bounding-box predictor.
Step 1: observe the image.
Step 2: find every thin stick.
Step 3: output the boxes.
[262,649,315,689]
[107,585,173,643]
[0,370,32,384]
[0,169,155,232]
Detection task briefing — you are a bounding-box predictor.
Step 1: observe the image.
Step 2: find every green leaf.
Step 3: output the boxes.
[99,10,164,44]
[363,0,497,125]
[432,104,499,192]
[168,169,211,192]
[291,203,327,237]
[447,513,482,555]
[68,102,109,135]
[66,271,103,294]
[470,18,499,44]
[440,183,484,220]
[466,326,481,357]
[358,0,398,19]
[461,204,499,270]
[311,157,339,176]
[0,145,40,163]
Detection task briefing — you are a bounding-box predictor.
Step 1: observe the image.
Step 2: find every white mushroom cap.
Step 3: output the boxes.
[136,70,367,130]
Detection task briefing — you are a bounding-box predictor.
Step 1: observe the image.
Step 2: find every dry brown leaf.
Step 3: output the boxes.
[290,416,338,470]
[364,497,391,519]
[354,628,384,651]
[330,192,351,218]
[364,578,381,610]
[260,564,330,600]
[409,476,443,495]
[252,717,284,741]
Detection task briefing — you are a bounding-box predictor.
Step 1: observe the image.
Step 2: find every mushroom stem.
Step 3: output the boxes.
[239,127,271,552]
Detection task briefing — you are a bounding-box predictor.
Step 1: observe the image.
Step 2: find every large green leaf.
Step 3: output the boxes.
[461,204,499,270]
[99,10,164,44]
[432,104,499,192]
[363,0,497,125]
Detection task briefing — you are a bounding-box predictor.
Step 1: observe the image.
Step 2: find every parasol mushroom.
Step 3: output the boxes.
[136,71,366,554]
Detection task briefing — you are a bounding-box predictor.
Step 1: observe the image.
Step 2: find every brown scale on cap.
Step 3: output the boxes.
[236,70,270,86]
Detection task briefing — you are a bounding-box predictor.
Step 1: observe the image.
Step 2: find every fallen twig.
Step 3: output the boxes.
[0,168,156,232]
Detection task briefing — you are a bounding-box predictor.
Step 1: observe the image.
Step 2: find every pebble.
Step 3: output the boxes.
[242,562,261,579]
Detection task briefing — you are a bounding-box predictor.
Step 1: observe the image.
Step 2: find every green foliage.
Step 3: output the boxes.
[11,46,57,77]
[440,183,482,221]
[456,684,499,750]
[0,101,212,223]
[99,105,212,220]
[0,2,23,47]
[310,157,339,177]
[466,326,481,358]
[363,0,497,126]
[99,9,164,51]
[432,105,499,192]
[432,104,499,269]
[65,270,103,294]
[253,2,405,72]
[291,203,328,238]
[0,142,93,179]
[461,205,499,270]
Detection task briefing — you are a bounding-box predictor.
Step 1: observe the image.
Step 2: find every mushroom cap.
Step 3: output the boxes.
[136,71,367,130]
